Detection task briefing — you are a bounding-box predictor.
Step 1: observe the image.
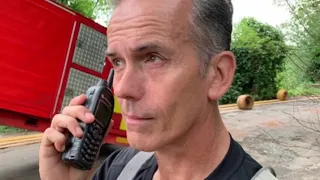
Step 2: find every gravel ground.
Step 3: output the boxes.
[222,97,320,180]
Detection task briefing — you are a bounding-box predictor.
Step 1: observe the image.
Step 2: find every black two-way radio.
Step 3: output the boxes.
[62,69,115,170]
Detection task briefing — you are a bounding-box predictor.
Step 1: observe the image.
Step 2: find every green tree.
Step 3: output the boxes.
[274,0,320,85]
[220,17,289,104]
[55,0,112,20]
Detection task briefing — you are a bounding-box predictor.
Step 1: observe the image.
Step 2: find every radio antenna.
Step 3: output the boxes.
[107,69,114,88]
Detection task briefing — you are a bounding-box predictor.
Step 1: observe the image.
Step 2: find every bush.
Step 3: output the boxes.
[220,18,288,104]
[308,48,320,83]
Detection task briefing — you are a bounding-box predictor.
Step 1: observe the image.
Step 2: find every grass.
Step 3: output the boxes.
[288,83,320,97]
[0,126,24,134]
[276,58,320,98]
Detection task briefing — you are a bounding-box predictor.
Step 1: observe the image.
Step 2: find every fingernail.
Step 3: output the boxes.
[76,126,83,135]
[76,95,82,100]
[85,112,95,121]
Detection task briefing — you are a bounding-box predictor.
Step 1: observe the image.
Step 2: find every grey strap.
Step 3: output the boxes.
[117,152,277,180]
[116,151,155,180]
[251,167,278,180]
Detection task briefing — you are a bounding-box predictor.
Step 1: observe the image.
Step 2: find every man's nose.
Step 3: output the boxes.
[113,67,144,101]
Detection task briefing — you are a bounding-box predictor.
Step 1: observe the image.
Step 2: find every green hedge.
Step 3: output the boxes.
[308,48,320,83]
[220,18,288,104]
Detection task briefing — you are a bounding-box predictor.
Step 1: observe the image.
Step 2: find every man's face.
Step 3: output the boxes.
[107,0,210,151]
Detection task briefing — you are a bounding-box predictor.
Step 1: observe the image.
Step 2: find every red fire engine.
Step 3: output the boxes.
[0,0,128,147]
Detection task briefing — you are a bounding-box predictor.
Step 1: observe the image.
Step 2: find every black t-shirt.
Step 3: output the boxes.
[92,135,263,180]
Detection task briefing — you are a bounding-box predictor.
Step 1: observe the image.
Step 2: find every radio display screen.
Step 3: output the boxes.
[95,100,112,126]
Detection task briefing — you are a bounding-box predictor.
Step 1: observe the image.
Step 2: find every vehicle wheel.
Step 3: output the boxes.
[237,94,254,110]
[277,89,288,101]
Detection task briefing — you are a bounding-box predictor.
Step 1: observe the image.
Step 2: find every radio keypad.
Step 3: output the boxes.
[81,121,105,162]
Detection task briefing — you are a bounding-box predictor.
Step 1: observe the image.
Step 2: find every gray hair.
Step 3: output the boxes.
[108,0,233,76]
[189,0,233,76]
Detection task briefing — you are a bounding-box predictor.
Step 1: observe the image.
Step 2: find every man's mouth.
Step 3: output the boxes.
[123,112,154,125]
[123,113,153,120]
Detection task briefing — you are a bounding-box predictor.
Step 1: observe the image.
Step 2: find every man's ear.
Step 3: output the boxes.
[207,51,236,100]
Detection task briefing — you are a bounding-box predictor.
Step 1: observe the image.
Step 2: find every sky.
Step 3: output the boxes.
[232,0,292,27]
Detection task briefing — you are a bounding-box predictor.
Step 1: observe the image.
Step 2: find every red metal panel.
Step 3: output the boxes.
[71,10,110,80]
[0,0,128,146]
[70,63,103,79]
[0,109,51,132]
[53,21,80,115]
[73,10,107,38]
[0,0,75,119]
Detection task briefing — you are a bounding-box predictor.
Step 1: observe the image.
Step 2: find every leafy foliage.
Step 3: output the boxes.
[274,0,320,89]
[308,48,320,82]
[55,0,111,20]
[220,17,289,104]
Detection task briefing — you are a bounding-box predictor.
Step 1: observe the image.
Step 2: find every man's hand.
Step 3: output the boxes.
[39,94,113,180]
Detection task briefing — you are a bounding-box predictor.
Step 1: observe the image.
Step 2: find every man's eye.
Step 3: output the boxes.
[145,54,162,63]
[112,59,124,67]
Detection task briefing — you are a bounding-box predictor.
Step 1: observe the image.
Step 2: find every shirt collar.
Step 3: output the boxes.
[205,134,244,180]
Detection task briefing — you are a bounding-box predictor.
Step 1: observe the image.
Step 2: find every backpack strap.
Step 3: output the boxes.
[116,151,155,180]
[251,167,278,180]
[116,151,278,180]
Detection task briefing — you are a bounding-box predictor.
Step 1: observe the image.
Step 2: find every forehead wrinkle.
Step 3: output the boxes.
[108,15,170,36]
[108,0,190,35]
[110,14,170,29]
[108,15,171,50]
[130,43,159,52]
[112,0,177,19]
[108,27,169,49]
[109,23,168,40]
[107,0,193,53]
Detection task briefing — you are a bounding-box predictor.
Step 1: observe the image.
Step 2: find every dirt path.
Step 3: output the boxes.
[222,98,320,180]
[0,131,40,138]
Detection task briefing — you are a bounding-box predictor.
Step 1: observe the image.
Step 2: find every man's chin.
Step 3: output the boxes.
[126,132,163,152]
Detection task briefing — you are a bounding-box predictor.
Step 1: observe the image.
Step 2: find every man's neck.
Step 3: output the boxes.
[153,107,231,180]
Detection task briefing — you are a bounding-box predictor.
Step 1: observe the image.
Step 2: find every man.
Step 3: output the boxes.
[39,0,276,179]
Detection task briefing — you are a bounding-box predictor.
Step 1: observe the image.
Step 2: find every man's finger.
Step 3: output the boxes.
[42,127,67,152]
[51,114,83,137]
[69,94,87,106]
[61,105,95,124]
